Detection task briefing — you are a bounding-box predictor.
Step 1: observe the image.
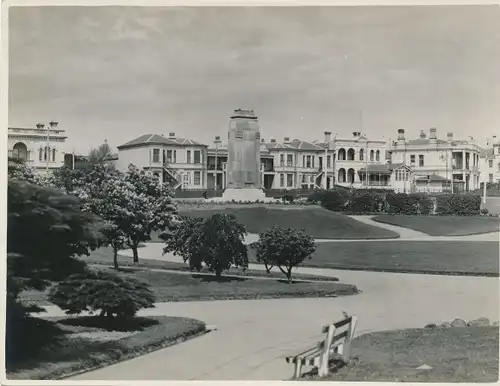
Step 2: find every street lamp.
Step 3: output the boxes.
[214,136,221,194]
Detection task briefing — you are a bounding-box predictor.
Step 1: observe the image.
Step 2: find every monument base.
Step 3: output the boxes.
[210,188,277,203]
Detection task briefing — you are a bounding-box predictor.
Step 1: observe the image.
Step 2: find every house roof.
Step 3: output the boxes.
[415,173,450,183]
[479,147,494,158]
[357,163,403,174]
[117,134,206,149]
[264,140,325,152]
[406,138,449,146]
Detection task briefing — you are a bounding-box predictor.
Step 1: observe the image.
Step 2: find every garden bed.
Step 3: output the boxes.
[372,215,499,236]
[305,326,499,382]
[6,315,206,380]
[178,207,399,239]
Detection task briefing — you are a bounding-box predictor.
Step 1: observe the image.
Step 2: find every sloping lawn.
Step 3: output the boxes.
[179,207,399,239]
[7,315,206,380]
[311,327,499,382]
[249,241,499,276]
[19,266,359,307]
[372,215,500,236]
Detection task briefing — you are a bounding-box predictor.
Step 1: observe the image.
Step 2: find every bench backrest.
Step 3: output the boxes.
[320,315,357,355]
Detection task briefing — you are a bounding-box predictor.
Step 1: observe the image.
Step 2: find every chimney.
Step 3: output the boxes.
[447,132,453,141]
[429,128,437,143]
[169,132,176,139]
[260,138,265,143]
[420,130,426,139]
[324,131,332,143]
[352,131,361,138]
[397,129,405,145]
[284,137,290,143]
[49,120,59,128]
[270,138,277,144]
[36,122,45,129]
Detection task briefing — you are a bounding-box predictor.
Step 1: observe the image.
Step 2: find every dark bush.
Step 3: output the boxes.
[386,193,434,215]
[345,191,386,214]
[435,194,481,216]
[308,190,349,211]
[48,269,156,326]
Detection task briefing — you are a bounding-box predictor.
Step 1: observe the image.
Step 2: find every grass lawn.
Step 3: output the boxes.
[372,215,500,236]
[308,326,499,382]
[6,315,206,380]
[249,241,499,276]
[179,206,400,239]
[19,259,358,307]
[85,247,341,283]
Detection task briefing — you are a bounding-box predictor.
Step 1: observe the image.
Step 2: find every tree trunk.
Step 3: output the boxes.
[113,246,119,270]
[215,267,222,279]
[287,267,293,284]
[264,262,272,274]
[132,246,139,263]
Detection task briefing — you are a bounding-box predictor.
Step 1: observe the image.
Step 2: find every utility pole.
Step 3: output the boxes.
[214,136,221,194]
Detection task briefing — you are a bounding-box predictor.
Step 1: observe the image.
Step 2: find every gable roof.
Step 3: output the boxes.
[357,163,403,174]
[264,139,325,152]
[118,134,206,149]
[415,173,450,183]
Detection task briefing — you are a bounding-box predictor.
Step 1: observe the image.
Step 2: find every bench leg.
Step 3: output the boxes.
[293,360,303,379]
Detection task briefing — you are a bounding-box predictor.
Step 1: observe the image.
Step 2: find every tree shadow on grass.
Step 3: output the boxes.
[59,315,159,332]
[191,273,248,283]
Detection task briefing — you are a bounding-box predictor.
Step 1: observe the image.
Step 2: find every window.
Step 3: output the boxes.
[166,150,173,163]
[370,150,374,161]
[152,149,160,163]
[44,147,48,161]
[359,149,364,161]
[419,155,424,167]
[187,150,191,164]
[52,149,56,161]
[287,174,293,187]
[376,150,380,161]
[489,160,493,168]
[310,175,315,183]
[306,156,311,168]
[39,148,43,161]
[287,154,293,167]
[194,150,201,164]
[489,174,494,183]
[498,147,500,155]
[410,155,415,165]
[302,155,306,166]
[498,163,500,172]
[327,155,331,168]
[302,174,307,183]
[194,171,201,185]
[280,174,284,187]
[312,156,315,168]
[280,154,285,166]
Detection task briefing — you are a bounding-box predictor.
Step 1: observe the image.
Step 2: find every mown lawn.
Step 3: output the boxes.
[249,241,499,276]
[179,207,400,239]
[6,315,205,380]
[309,327,499,382]
[372,215,500,236]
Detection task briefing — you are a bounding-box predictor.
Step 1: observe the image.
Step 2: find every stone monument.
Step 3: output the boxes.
[214,109,273,202]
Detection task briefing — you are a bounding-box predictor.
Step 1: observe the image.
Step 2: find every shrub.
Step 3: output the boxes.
[435,194,481,216]
[345,191,386,214]
[48,270,156,325]
[307,189,349,212]
[386,193,434,215]
[250,226,316,282]
[481,208,489,215]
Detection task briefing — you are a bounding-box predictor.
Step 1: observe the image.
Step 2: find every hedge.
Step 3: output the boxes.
[308,189,349,211]
[345,191,386,214]
[435,194,481,216]
[386,193,434,215]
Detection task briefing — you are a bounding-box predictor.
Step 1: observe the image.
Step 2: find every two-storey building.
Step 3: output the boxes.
[116,133,208,189]
[479,136,500,184]
[8,122,67,173]
[389,128,481,192]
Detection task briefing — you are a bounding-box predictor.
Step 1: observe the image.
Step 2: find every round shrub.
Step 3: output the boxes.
[48,269,156,323]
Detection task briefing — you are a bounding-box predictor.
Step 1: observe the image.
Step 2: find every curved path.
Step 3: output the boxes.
[57,217,498,380]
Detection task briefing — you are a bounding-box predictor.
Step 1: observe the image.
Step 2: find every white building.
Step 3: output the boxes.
[389,128,481,192]
[479,136,500,184]
[8,122,67,173]
[116,133,208,189]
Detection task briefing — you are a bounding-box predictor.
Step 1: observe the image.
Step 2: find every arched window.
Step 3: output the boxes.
[337,148,346,161]
[44,147,48,161]
[347,168,355,184]
[52,149,56,161]
[338,168,346,183]
[347,148,355,161]
[39,148,43,161]
[376,150,380,161]
[359,148,364,161]
[12,142,28,161]
[370,150,374,161]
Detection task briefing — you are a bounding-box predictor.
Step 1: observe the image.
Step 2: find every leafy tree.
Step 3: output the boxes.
[122,165,177,262]
[251,226,316,283]
[164,213,248,278]
[88,141,115,169]
[48,269,155,326]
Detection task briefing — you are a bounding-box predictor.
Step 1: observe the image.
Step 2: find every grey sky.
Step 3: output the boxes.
[8,5,500,154]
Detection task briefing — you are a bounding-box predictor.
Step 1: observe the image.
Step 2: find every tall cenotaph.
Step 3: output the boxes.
[216,109,273,202]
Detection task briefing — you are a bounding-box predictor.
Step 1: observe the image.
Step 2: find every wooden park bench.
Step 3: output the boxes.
[285,314,358,379]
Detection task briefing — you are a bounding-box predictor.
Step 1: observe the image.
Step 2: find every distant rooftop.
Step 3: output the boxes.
[117,133,206,149]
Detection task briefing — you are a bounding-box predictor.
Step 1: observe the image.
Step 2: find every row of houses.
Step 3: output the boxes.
[7,123,500,193]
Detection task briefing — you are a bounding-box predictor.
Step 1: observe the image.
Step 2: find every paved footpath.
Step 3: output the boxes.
[59,218,499,380]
